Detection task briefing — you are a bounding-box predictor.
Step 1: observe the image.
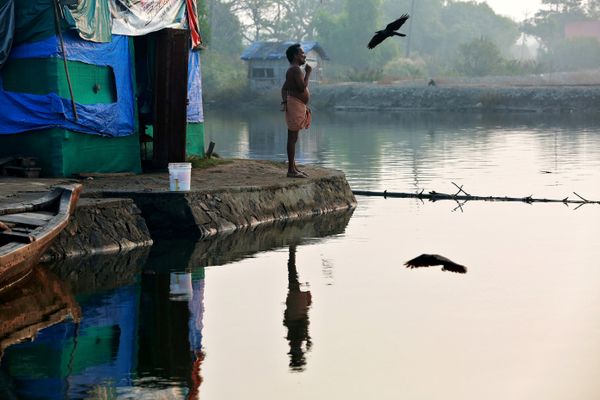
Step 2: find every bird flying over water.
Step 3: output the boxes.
[367,14,410,49]
[404,254,467,274]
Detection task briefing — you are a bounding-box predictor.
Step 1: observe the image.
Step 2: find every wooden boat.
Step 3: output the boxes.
[0,265,81,360]
[0,184,82,288]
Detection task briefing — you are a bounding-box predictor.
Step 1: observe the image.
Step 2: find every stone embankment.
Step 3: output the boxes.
[84,160,356,238]
[0,160,357,261]
[41,198,153,262]
[236,81,600,114]
[310,83,600,113]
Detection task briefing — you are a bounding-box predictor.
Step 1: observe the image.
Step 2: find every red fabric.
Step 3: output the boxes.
[186,0,202,48]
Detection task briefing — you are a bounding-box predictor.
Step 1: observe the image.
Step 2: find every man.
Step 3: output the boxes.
[281,43,312,178]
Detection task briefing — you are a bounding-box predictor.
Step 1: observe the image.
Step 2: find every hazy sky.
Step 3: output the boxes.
[472,0,544,20]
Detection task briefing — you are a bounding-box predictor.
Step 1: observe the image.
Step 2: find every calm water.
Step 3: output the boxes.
[2,110,600,399]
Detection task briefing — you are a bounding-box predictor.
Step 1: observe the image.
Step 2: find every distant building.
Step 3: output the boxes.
[240,41,329,91]
[565,21,600,41]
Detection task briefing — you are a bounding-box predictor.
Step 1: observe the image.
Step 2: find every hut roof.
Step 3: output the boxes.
[240,41,329,61]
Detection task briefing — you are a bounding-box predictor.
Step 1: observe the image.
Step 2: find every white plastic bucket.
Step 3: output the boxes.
[169,272,193,301]
[168,162,192,191]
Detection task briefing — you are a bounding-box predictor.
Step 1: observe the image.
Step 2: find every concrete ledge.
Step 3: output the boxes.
[85,160,357,238]
[41,198,153,262]
[2,160,357,260]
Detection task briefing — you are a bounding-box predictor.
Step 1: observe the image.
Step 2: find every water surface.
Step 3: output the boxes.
[1,110,600,399]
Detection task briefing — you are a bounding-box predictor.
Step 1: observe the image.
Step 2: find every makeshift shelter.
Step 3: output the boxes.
[240,41,329,91]
[0,0,205,177]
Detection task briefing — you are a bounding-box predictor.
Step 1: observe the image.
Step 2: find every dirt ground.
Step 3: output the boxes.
[0,159,342,205]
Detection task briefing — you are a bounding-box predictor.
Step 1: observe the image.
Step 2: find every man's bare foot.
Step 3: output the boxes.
[287,171,307,178]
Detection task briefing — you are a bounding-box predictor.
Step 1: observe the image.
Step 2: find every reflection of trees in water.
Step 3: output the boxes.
[283,244,312,371]
[205,109,600,187]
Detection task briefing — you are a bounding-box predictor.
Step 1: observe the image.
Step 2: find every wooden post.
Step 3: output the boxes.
[153,29,190,169]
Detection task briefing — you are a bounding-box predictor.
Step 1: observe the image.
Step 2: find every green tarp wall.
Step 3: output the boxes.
[0,48,142,177]
[2,0,205,177]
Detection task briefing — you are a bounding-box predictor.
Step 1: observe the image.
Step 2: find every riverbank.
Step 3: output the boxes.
[212,82,600,114]
[0,159,357,262]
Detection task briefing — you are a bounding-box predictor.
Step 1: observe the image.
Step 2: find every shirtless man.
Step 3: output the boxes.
[281,43,312,178]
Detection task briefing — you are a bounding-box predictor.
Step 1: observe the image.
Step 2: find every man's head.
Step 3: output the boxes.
[286,43,306,65]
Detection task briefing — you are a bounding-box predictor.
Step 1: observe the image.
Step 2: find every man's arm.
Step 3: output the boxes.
[291,66,311,91]
[281,81,288,103]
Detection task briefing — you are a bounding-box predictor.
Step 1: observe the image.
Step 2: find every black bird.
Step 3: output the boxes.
[404,254,467,274]
[367,14,410,49]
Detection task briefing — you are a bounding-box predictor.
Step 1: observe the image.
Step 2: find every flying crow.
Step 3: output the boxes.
[404,254,467,274]
[367,14,410,49]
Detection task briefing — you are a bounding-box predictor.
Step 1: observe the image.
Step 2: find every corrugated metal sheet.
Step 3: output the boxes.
[240,40,329,60]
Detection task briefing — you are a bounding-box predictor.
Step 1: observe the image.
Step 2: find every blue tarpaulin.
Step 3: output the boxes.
[0,32,134,136]
[187,50,204,123]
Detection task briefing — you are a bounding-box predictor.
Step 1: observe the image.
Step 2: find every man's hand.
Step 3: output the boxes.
[304,63,312,74]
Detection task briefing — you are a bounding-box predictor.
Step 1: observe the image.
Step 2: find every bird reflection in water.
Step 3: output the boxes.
[283,244,312,371]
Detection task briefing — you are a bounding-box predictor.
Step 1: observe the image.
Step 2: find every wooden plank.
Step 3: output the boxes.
[0,188,61,216]
[19,212,54,221]
[0,156,14,167]
[0,214,49,227]
[0,231,34,244]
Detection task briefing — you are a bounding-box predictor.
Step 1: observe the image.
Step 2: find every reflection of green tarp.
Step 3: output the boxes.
[4,325,119,378]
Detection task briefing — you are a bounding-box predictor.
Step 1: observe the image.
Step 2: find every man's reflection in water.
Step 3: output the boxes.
[283,244,312,371]
[187,270,206,400]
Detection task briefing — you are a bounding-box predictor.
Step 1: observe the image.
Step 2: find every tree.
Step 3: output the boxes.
[538,37,600,71]
[379,0,518,73]
[227,0,276,42]
[453,36,504,76]
[315,0,391,72]
[587,0,600,17]
[206,0,244,54]
[223,0,327,42]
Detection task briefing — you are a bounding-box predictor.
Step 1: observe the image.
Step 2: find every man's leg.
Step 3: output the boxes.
[287,129,299,174]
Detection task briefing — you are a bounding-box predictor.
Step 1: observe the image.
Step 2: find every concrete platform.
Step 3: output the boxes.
[0,159,357,260]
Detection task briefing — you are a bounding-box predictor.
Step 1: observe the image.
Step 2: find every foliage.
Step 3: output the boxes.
[538,37,600,71]
[314,0,394,71]
[522,0,600,72]
[502,59,543,75]
[382,57,427,80]
[201,50,248,103]
[188,156,232,169]
[453,37,504,77]
[205,0,244,55]
[381,0,519,72]
[523,0,589,50]
[345,67,384,82]
[224,0,326,42]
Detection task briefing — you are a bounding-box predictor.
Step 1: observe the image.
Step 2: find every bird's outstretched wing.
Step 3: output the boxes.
[404,254,467,274]
[386,14,410,32]
[367,32,388,49]
[441,263,467,274]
